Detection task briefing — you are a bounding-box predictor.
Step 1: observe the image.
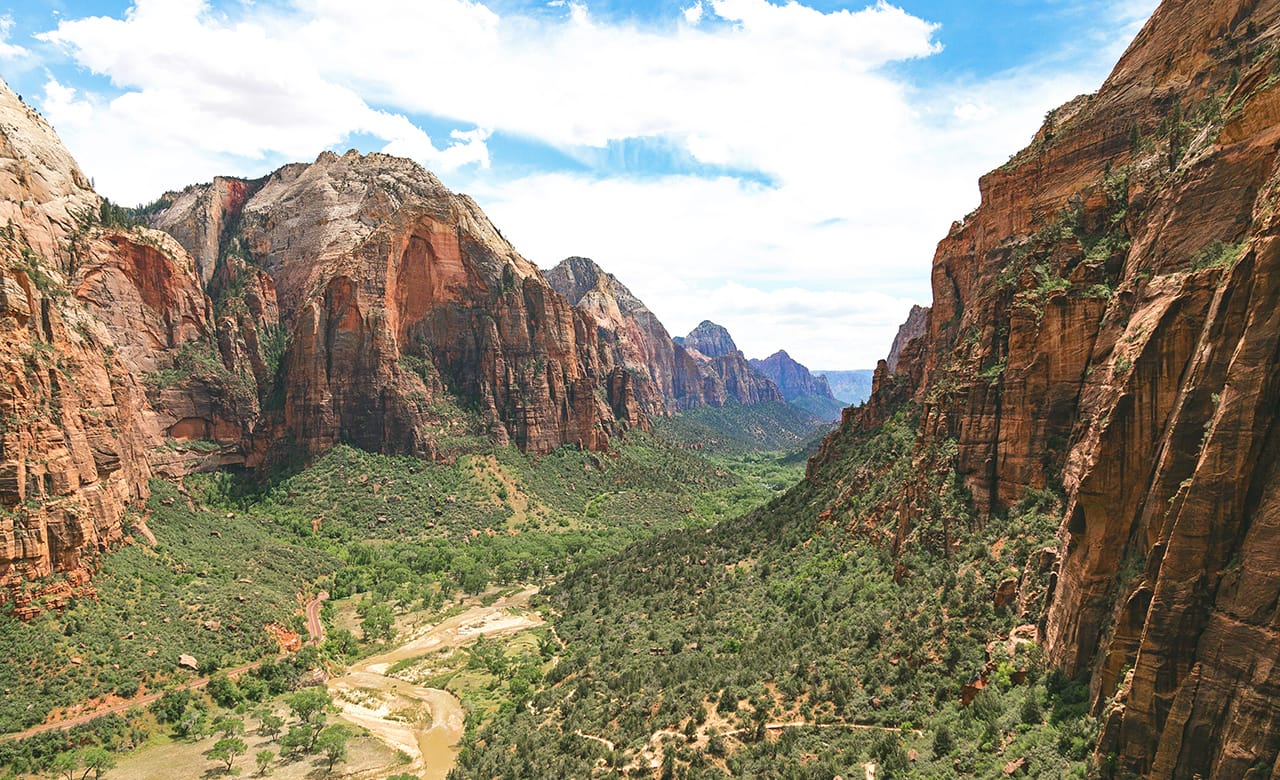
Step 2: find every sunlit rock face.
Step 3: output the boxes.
[819,0,1280,775]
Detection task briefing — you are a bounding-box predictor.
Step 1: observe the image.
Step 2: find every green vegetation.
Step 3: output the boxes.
[1190,239,1244,271]
[2,407,816,776]
[787,393,846,423]
[0,479,333,734]
[450,407,1097,778]
[142,338,257,409]
[653,401,830,455]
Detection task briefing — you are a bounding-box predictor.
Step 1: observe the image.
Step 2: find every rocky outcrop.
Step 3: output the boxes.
[152,177,258,286]
[546,256,673,417]
[676,320,738,359]
[813,369,874,406]
[749,350,844,421]
[813,0,1280,776]
[153,152,639,458]
[886,304,928,374]
[547,260,788,412]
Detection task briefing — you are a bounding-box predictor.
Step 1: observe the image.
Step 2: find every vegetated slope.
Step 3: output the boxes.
[466,0,1280,777]
[0,478,333,734]
[451,405,1095,778]
[0,428,797,742]
[653,401,831,456]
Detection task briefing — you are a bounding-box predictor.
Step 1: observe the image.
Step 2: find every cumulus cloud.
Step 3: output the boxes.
[31,0,1154,368]
[0,15,29,59]
[36,0,490,199]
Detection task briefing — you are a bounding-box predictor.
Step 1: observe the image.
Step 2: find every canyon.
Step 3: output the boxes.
[5,0,1280,775]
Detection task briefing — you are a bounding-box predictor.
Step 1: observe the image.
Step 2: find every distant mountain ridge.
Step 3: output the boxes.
[814,370,874,406]
[749,350,845,421]
[546,261,786,411]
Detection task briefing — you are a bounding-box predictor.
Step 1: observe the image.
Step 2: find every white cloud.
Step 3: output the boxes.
[0,14,29,59]
[35,0,490,199]
[30,0,1153,368]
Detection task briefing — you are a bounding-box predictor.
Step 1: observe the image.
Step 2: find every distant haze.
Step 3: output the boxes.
[814,370,875,406]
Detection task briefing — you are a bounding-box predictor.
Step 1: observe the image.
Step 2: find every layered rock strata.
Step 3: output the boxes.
[547,260,785,410]
[815,1,1280,776]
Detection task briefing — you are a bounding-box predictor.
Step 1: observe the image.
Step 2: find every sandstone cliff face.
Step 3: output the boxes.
[153,152,639,458]
[545,256,673,417]
[547,261,787,412]
[0,80,161,610]
[885,304,928,375]
[818,1,1280,776]
[0,81,681,607]
[676,319,737,359]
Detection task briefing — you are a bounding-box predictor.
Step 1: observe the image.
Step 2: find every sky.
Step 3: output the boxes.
[0,0,1159,369]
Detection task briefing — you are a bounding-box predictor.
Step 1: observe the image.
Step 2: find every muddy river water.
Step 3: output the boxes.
[326,588,542,780]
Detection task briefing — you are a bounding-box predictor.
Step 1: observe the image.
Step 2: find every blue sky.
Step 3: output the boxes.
[0,0,1157,368]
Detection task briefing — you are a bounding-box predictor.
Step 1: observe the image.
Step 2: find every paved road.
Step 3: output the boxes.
[0,592,329,744]
[304,591,328,644]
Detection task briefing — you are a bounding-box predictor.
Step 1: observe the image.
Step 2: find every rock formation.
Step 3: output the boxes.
[885,304,928,374]
[545,256,673,417]
[671,321,784,408]
[749,350,844,421]
[813,369,874,406]
[152,152,642,459]
[0,85,655,608]
[547,261,786,411]
[0,79,184,610]
[815,1,1280,776]
[675,320,738,359]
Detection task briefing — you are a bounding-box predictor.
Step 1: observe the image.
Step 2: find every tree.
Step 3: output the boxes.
[932,724,953,757]
[287,689,331,725]
[206,737,247,773]
[257,713,284,742]
[77,748,115,780]
[174,707,207,740]
[361,604,395,642]
[254,750,274,776]
[150,689,192,724]
[280,725,312,756]
[315,725,350,774]
[49,752,77,780]
[208,673,245,709]
[214,715,245,739]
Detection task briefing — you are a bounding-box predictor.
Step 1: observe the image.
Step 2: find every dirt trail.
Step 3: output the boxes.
[327,588,542,780]
[636,719,918,774]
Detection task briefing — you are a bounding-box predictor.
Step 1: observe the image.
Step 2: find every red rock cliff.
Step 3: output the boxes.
[0,78,203,609]
[153,152,641,458]
[820,0,1280,776]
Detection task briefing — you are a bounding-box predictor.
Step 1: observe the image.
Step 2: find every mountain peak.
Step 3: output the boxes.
[682,320,739,358]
